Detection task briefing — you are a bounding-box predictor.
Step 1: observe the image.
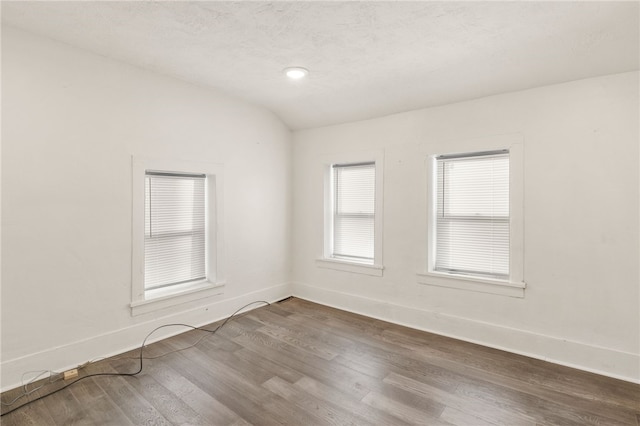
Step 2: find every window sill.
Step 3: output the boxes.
[316,258,384,277]
[416,272,525,298]
[130,280,225,316]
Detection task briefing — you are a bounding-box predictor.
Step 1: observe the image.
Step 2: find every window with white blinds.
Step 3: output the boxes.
[434,150,510,279]
[144,171,206,290]
[332,162,375,264]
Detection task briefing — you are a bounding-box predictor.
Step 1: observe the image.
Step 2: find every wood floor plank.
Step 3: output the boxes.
[438,406,499,426]
[119,367,205,425]
[0,391,57,426]
[232,346,304,384]
[263,375,368,425]
[196,340,282,385]
[93,371,172,426]
[228,417,253,426]
[294,375,413,426]
[158,350,282,425]
[164,343,325,426]
[41,383,93,425]
[374,380,447,420]
[455,381,628,426]
[2,297,638,426]
[139,359,241,425]
[383,372,537,426]
[256,322,341,361]
[233,330,380,400]
[248,306,358,352]
[68,377,135,426]
[361,390,448,425]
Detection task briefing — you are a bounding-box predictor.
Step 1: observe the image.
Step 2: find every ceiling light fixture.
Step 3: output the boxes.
[284,67,309,80]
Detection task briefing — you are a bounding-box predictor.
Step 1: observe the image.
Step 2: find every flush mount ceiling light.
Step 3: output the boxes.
[284,67,309,80]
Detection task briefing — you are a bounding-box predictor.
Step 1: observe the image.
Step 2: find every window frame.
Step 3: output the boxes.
[332,161,376,264]
[418,138,525,297]
[144,170,207,291]
[316,150,384,277]
[131,157,225,315]
[434,150,510,279]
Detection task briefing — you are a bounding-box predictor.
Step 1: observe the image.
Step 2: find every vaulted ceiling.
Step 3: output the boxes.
[2,1,638,130]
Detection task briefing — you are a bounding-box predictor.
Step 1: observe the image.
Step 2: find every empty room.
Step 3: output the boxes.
[1,1,639,425]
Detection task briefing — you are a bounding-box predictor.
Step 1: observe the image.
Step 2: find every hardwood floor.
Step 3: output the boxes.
[2,297,639,425]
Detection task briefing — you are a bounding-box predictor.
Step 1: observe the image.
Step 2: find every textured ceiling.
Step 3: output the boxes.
[2,1,639,130]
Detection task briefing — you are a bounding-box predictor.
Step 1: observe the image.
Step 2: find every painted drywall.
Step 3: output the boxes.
[1,27,292,390]
[292,71,640,382]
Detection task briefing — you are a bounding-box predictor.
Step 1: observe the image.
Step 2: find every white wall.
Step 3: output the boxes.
[292,71,639,382]
[1,27,292,390]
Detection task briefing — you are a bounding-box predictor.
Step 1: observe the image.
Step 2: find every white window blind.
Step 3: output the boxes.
[435,151,509,279]
[333,162,375,264]
[145,171,206,290]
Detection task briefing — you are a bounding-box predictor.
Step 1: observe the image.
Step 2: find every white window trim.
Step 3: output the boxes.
[318,150,384,276]
[416,271,525,298]
[419,135,526,297]
[316,258,384,277]
[131,157,225,316]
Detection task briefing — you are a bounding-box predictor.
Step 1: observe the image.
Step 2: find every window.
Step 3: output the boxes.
[144,171,206,290]
[332,162,375,263]
[419,139,525,298]
[434,150,509,279]
[317,151,384,276]
[131,157,225,315]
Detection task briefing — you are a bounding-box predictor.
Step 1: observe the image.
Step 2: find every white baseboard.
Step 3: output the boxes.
[1,283,291,392]
[292,282,640,384]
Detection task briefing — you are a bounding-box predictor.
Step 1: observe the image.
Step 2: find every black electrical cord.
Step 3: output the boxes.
[0,300,270,417]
